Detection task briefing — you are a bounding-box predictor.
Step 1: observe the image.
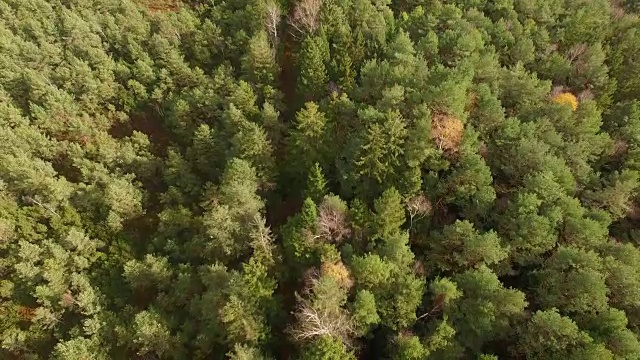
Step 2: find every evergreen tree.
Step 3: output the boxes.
[298,35,330,101]
[1,0,640,358]
[289,102,329,177]
[429,220,508,272]
[515,310,614,360]
[304,163,328,203]
[534,247,609,313]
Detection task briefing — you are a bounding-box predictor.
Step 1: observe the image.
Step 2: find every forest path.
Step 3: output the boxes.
[279,15,298,123]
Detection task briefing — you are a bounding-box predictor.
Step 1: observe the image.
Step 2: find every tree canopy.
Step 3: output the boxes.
[2,0,640,359]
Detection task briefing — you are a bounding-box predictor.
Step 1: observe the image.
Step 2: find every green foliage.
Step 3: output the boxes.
[53,337,107,360]
[534,247,609,313]
[372,187,406,239]
[448,266,527,352]
[352,290,380,336]
[429,220,508,272]
[298,35,330,101]
[515,310,614,360]
[132,309,174,358]
[228,344,268,360]
[441,151,496,220]
[353,109,408,191]
[499,192,560,266]
[1,0,640,358]
[609,22,640,102]
[351,249,424,330]
[391,333,428,360]
[600,242,640,311]
[200,158,264,260]
[242,31,278,100]
[289,103,330,178]
[305,163,329,203]
[282,198,318,272]
[576,308,640,358]
[299,335,355,360]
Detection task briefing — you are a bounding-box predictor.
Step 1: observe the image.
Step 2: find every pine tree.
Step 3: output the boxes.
[289,102,329,176]
[429,220,508,272]
[515,310,614,360]
[534,247,609,313]
[242,31,278,100]
[298,35,330,101]
[448,266,527,352]
[372,187,406,240]
[304,163,328,203]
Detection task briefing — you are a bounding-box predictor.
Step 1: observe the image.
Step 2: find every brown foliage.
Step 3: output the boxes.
[613,139,629,156]
[17,306,36,321]
[611,0,626,19]
[0,219,14,243]
[138,0,180,13]
[430,114,464,154]
[321,261,354,289]
[478,142,489,159]
[627,203,640,220]
[577,89,594,101]
[466,91,478,113]
[61,292,76,308]
[550,85,565,97]
[413,260,426,277]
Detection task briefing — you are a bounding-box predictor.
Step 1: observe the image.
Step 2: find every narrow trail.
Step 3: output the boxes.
[279,16,299,123]
[268,4,303,229]
[273,7,306,360]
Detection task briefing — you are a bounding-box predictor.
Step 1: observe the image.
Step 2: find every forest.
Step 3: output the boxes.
[2,0,640,358]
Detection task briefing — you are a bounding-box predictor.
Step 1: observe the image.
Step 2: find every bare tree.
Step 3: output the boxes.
[406,195,432,230]
[550,85,566,97]
[264,0,281,47]
[577,89,594,101]
[291,298,353,340]
[566,43,587,62]
[60,291,76,308]
[317,199,351,243]
[289,0,322,39]
[250,214,274,260]
[416,293,446,321]
[290,272,353,342]
[23,195,60,218]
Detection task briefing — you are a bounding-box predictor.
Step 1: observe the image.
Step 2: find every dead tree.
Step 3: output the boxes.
[290,272,353,342]
[264,1,281,47]
[417,293,446,321]
[406,195,432,231]
[291,297,353,341]
[317,199,351,243]
[288,0,322,39]
[431,114,463,155]
[23,195,60,218]
[566,43,588,63]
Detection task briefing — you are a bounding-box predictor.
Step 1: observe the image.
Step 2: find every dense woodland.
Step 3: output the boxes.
[2,0,640,359]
